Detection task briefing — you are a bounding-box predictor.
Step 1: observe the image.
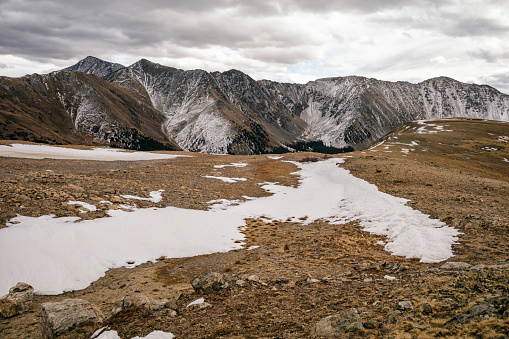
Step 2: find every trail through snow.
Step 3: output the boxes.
[0,158,459,296]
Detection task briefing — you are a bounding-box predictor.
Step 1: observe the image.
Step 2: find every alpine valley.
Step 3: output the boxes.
[1,56,508,154]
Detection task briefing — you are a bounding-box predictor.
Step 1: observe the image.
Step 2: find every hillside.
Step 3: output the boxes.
[0,119,507,338]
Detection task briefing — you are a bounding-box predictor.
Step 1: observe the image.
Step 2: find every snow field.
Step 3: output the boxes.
[0,158,459,296]
[0,144,185,161]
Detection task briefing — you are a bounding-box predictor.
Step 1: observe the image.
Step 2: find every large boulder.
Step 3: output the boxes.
[0,282,34,317]
[111,295,177,316]
[40,299,104,339]
[310,308,364,337]
[190,272,241,293]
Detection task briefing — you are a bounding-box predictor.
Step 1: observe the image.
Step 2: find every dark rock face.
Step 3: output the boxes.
[2,56,508,154]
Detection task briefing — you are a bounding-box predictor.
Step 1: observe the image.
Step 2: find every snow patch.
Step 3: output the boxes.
[93,329,174,339]
[67,201,97,213]
[187,298,205,307]
[214,162,248,168]
[0,144,185,161]
[121,190,164,203]
[267,155,283,160]
[203,176,247,183]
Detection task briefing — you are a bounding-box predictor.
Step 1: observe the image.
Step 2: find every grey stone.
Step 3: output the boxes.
[112,295,176,316]
[397,300,414,311]
[387,310,403,324]
[447,302,494,324]
[190,272,239,293]
[440,262,472,270]
[40,299,104,339]
[422,303,433,315]
[0,282,34,318]
[310,308,364,337]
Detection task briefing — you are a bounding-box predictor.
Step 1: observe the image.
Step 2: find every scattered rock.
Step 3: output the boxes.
[112,295,177,316]
[387,310,403,324]
[67,184,85,192]
[422,303,433,315]
[0,282,34,318]
[40,299,104,339]
[310,308,364,337]
[447,296,508,325]
[110,196,125,204]
[397,300,414,311]
[412,323,427,330]
[235,279,247,287]
[363,321,380,329]
[447,302,492,324]
[274,278,290,285]
[190,272,241,293]
[440,262,472,270]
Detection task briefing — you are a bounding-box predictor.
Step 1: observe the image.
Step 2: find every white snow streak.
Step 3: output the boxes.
[67,201,97,213]
[214,162,248,168]
[203,176,247,183]
[121,190,164,203]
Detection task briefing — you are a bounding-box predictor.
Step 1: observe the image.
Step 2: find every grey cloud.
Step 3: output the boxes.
[468,49,509,63]
[242,46,318,64]
[439,15,509,37]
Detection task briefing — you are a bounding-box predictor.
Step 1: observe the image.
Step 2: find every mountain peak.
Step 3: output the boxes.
[62,56,126,79]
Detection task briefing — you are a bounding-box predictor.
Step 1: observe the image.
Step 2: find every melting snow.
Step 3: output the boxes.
[203,175,247,183]
[121,190,164,203]
[0,144,185,161]
[481,146,500,151]
[267,155,283,160]
[0,158,459,296]
[93,329,174,339]
[67,201,97,213]
[415,121,453,134]
[187,298,205,307]
[213,162,248,168]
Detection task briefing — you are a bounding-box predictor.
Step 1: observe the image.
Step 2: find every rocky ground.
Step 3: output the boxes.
[0,119,508,338]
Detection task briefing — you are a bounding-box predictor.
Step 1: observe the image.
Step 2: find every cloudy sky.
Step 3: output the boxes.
[1,0,509,93]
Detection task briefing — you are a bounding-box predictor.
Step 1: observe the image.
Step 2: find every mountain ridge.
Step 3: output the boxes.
[1,56,508,154]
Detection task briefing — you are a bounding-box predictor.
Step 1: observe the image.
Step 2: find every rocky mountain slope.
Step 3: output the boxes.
[1,56,508,154]
[0,70,180,151]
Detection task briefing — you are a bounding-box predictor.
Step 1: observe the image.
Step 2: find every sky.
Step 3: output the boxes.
[1,0,509,93]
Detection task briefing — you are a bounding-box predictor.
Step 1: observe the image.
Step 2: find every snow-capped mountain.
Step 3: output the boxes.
[1,56,508,153]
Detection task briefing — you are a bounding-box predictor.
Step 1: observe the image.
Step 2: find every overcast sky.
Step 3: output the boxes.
[1,0,509,93]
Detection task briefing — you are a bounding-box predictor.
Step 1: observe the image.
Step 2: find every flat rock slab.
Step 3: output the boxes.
[40,299,104,339]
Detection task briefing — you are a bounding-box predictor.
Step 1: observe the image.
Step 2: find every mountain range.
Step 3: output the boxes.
[1,56,508,154]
